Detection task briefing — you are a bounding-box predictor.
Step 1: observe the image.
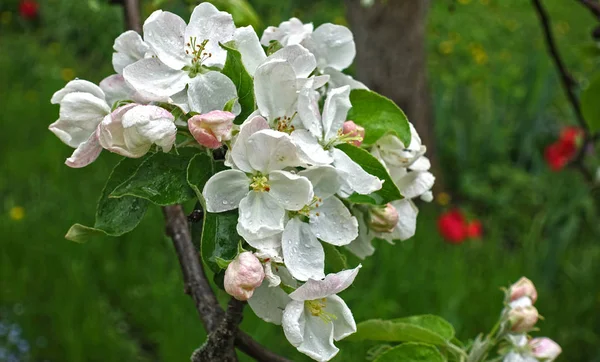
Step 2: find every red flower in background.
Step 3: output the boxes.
[544,126,583,171]
[438,209,483,244]
[19,0,38,19]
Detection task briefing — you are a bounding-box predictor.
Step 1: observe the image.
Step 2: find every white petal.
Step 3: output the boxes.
[123,58,189,97]
[323,68,368,90]
[185,2,235,67]
[325,295,356,341]
[344,209,375,260]
[297,75,330,90]
[202,169,249,212]
[309,196,358,246]
[51,79,105,104]
[254,60,298,121]
[291,130,333,166]
[304,24,356,71]
[121,105,176,153]
[297,313,339,362]
[297,87,323,139]
[143,10,187,70]
[410,156,431,172]
[248,280,291,325]
[282,218,325,281]
[238,191,285,240]
[289,265,361,301]
[99,74,133,106]
[233,26,266,76]
[332,148,383,196]
[242,232,282,251]
[261,18,313,47]
[390,199,418,241]
[282,300,306,346]
[247,130,302,173]
[112,30,150,74]
[266,44,316,78]
[231,114,269,173]
[187,71,240,115]
[396,171,435,199]
[322,86,351,141]
[50,92,110,148]
[65,131,102,168]
[269,171,314,211]
[298,165,341,199]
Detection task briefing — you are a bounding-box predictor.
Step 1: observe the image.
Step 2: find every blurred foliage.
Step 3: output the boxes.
[0,0,599,361]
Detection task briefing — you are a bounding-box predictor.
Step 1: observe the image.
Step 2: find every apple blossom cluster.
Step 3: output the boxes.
[501,278,561,362]
[48,3,435,361]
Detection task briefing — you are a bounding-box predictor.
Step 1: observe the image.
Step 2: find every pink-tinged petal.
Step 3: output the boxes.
[188,110,234,149]
[289,265,361,301]
[190,127,221,149]
[65,131,102,168]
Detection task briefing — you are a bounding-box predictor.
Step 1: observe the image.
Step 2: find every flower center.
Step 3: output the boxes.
[306,298,337,323]
[184,37,211,77]
[250,174,270,192]
[274,114,297,134]
[294,196,323,217]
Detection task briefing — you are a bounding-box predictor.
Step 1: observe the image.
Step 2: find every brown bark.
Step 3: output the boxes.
[345,0,444,190]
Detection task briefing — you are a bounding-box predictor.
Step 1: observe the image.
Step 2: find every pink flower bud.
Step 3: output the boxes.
[529,338,562,360]
[188,110,235,149]
[508,306,539,333]
[342,120,365,147]
[224,252,265,301]
[510,277,538,304]
[369,203,399,233]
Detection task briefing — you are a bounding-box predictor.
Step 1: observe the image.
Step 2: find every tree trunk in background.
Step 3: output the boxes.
[344,0,443,191]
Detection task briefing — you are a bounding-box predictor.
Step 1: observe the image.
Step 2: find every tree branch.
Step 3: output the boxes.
[122,0,142,33]
[578,0,600,19]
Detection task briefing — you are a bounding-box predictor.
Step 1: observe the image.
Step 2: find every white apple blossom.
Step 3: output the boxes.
[49,79,111,168]
[202,116,314,244]
[123,3,240,115]
[112,30,152,75]
[282,266,360,362]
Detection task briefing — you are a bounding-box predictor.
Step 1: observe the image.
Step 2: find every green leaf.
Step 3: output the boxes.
[348,315,455,346]
[347,89,411,145]
[65,157,150,242]
[323,243,348,273]
[111,151,198,206]
[374,343,444,362]
[336,143,402,205]
[186,153,215,202]
[220,42,255,124]
[581,73,600,132]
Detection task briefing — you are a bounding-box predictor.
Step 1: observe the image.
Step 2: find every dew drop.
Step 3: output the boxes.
[222,200,229,205]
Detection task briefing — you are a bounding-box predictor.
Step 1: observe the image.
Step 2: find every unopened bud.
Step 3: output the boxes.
[224,252,265,301]
[342,120,365,147]
[508,306,539,333]
[510,277,538,304]
[369,203,399,233]
[188,110,235,149]
[529,338,562,361]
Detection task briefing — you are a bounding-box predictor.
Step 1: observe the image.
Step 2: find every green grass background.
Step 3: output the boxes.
[1,0,599,361]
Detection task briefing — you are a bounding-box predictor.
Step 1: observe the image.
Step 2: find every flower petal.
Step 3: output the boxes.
[254,59,298,121]
[123,58,189,97]
[241,231,282,251]
[304,24,356,71]
[269,171,314,211]
[65,131,102,168]
[99,74,132,106]
[112,30,150,74]
[238,191,285,240]
[410,156,431,172]
[282,218,325,281]
[297,313,339,362]
[322,86,351,141]
[389,199,418,241]
[248,280,291,325]
[395,171,435,199]
[309,196,358,246]
[185,2,235,67]
[187,71,240,115]
[291,130,334,166]
[325,295,356,341]
[298,165,341,199]
[296,74,330,90]
[51,79,105,104]
[231,114,269,173]
[121,105,176,153]
[332,148,383,196]
[202,169,249,212]
[266,44,316,78]
[289,265,361,301]
[233,26,266,76]
[143,10,187,70]
[261,18,313,46]
[297,87,323,139]
[323,68,368,90]
[344,209,375,259]
[282,300,306,346]
[247,130,302,174]
[50,92,111,148]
